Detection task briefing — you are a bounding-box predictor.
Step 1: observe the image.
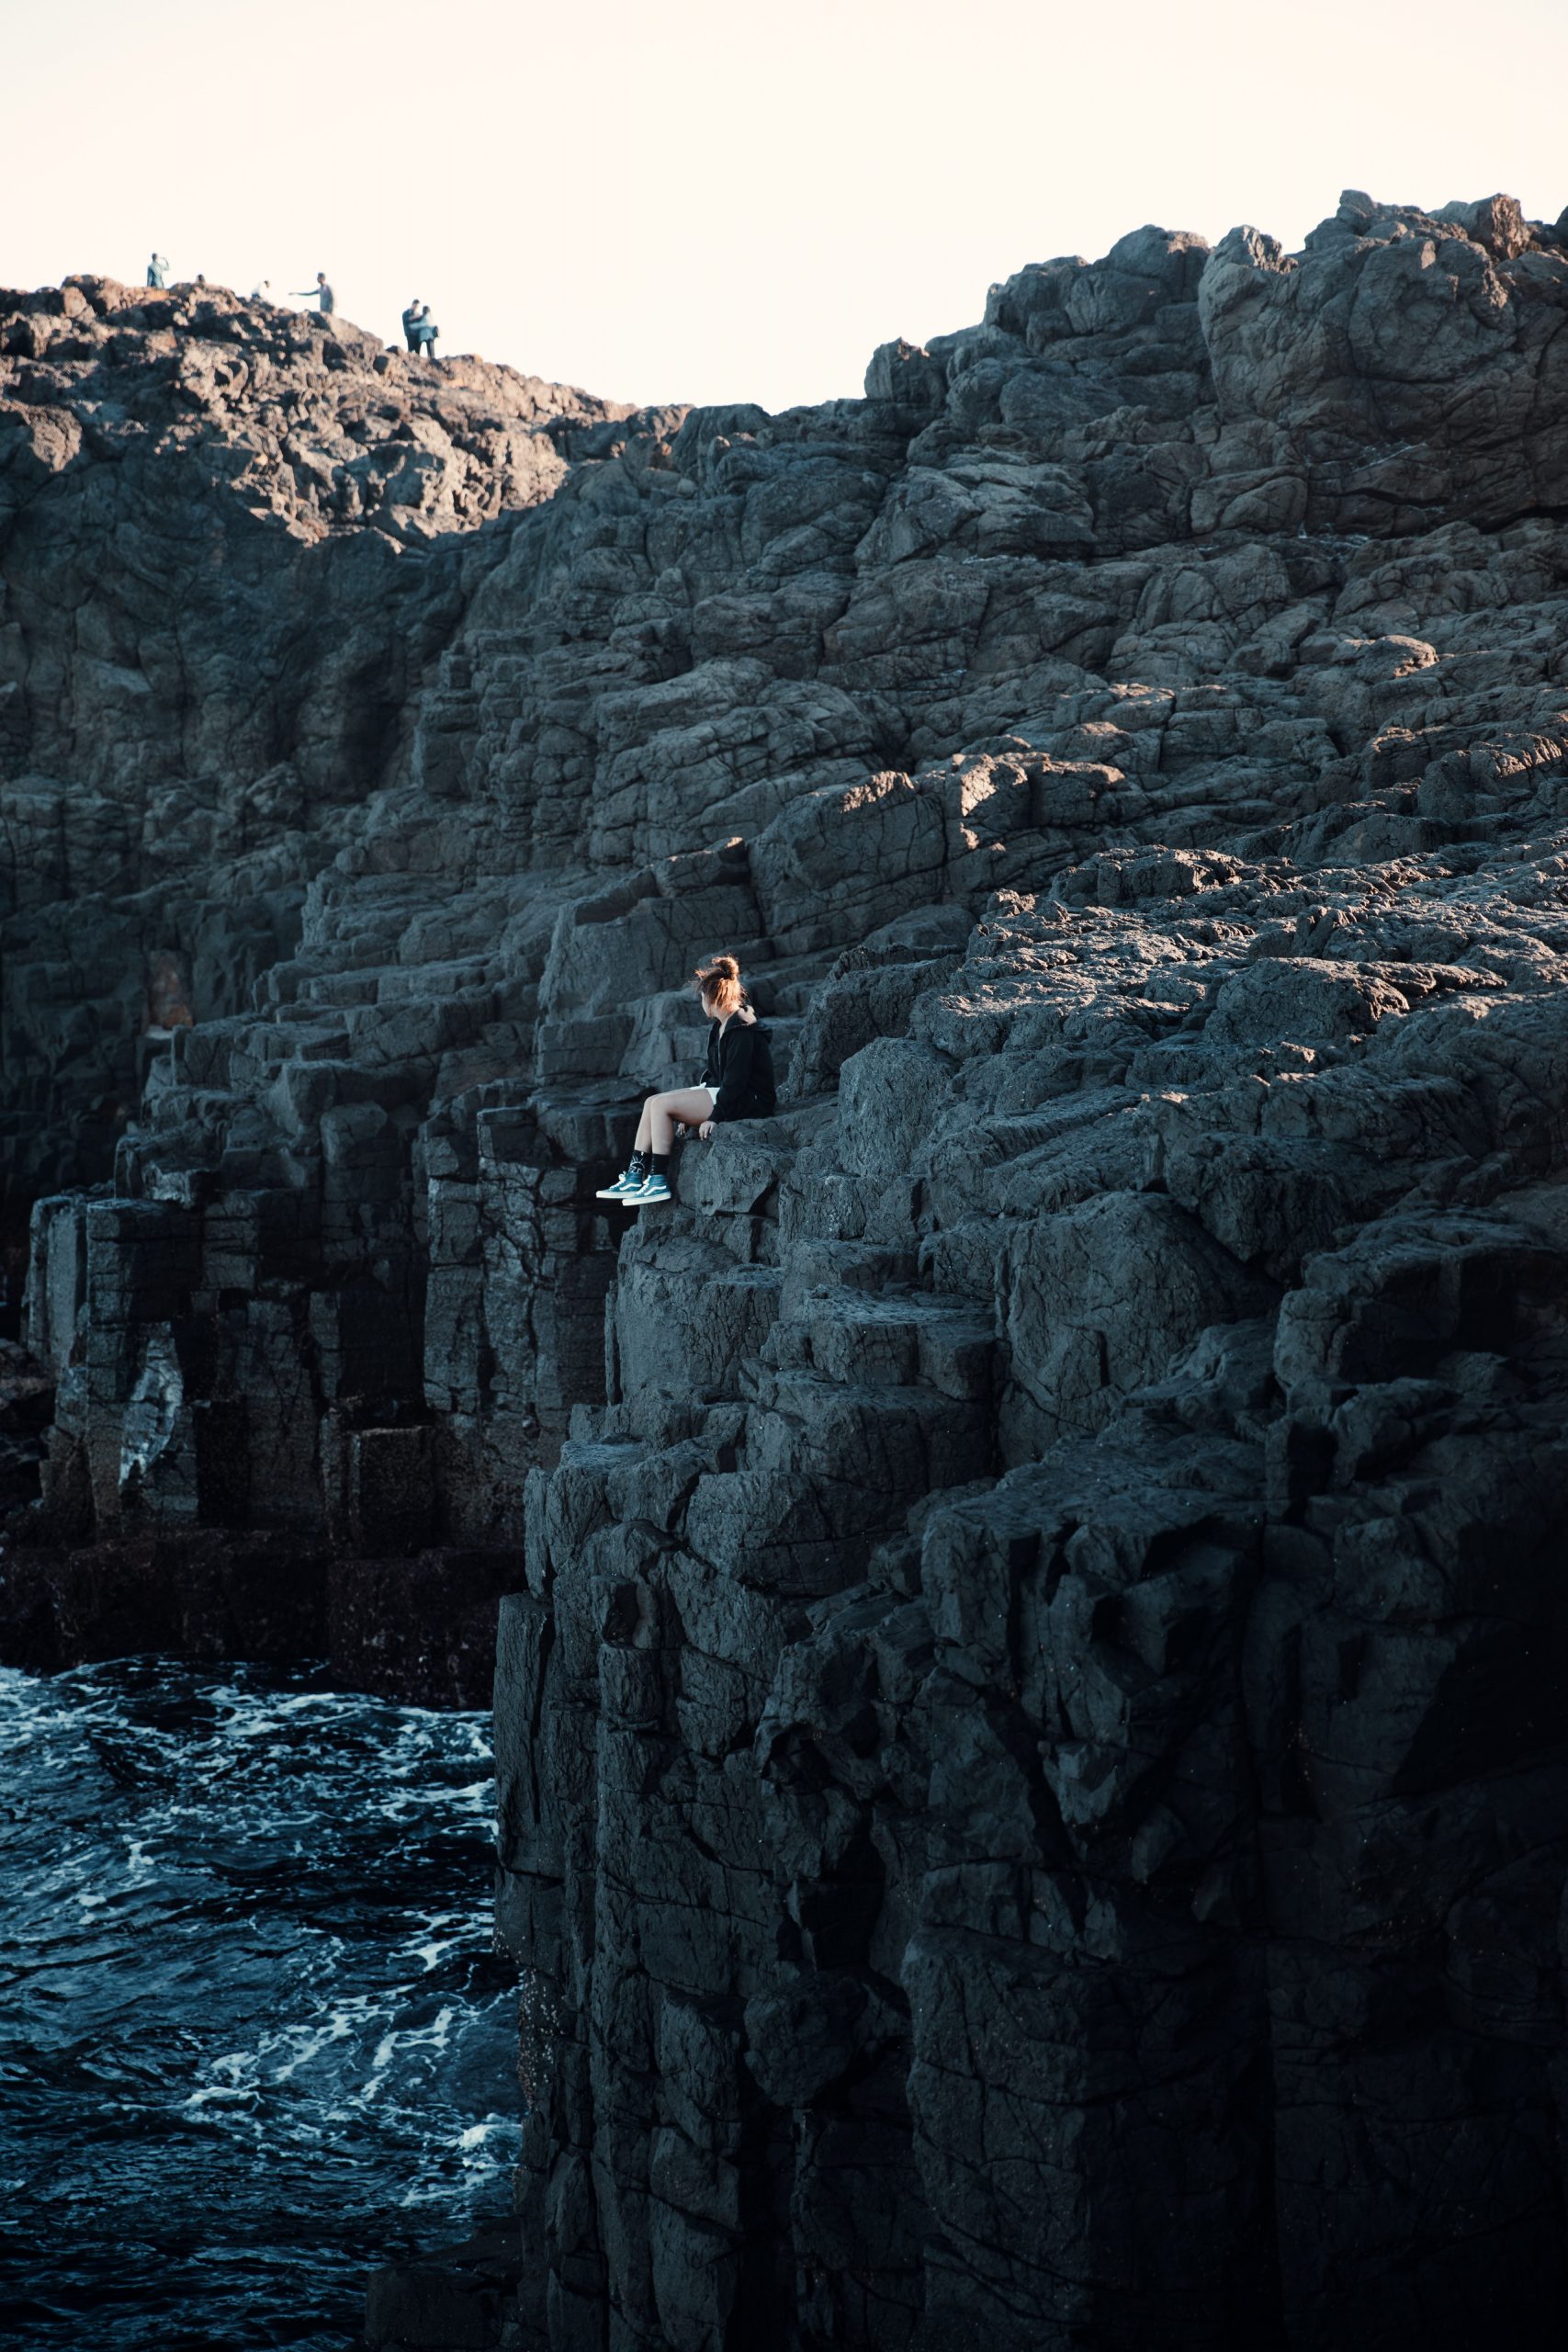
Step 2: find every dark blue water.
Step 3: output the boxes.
[0,1658,519,2349]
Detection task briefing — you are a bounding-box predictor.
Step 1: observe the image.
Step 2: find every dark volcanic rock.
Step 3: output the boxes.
[0,1525,510,1703]
[10,198,1568,2345]
[0,1336,51,1511]
[0,1526,332,1669]
[0,274,652,1205]
[363,2216,522,2348]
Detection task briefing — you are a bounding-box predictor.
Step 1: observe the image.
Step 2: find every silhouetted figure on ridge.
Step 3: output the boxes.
[146,253,168,289]
[291,271,334,314]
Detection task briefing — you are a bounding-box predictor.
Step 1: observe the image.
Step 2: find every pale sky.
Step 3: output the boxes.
[7,0,1568,414]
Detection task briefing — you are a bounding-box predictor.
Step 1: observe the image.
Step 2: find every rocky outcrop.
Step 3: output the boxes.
[0,274,655,1211]
[11,195,1568,2345]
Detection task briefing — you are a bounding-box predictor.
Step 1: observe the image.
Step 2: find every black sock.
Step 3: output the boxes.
[627,1149,648,1179]
[649,1152,670,1178]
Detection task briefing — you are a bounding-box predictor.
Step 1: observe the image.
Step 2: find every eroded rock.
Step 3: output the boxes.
[9,198,1568,2344]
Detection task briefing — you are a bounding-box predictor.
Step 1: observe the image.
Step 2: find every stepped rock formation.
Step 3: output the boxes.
[0,274,649,1214]
[7,192,1568,2344]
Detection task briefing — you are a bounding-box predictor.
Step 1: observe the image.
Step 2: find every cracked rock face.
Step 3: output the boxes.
[10,193,1568,2346]
[0,274,650,1206]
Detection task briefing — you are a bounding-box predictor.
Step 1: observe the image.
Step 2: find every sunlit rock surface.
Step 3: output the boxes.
[10,195,1568,2346]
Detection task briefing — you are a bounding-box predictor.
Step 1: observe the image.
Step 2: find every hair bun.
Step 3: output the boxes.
[694,954,746,1012]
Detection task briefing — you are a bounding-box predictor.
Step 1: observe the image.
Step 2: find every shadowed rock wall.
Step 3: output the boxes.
[11,195,1568,2346]
[0,274,649,1206]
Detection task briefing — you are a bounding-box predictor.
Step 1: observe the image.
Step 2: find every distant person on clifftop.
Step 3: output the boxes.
[597,956,777,1208]
[414,306,439,360]
[291,271,334,314]
[146,253,168,288]
[401,298,423,353]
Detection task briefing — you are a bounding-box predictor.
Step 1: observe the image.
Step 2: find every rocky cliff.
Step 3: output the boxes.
[7,192,1568,2346]
[0,275,649,1219]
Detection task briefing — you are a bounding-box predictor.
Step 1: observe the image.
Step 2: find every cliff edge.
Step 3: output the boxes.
[8,194,1568,2346]
[0,273,660,1209]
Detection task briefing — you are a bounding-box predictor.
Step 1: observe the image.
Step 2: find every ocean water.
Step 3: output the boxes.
[0,1658,520,2350]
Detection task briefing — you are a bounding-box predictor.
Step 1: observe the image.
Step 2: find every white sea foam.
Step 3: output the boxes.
[2,1658,519,2342]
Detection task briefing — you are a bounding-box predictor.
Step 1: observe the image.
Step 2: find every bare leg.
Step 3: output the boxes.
[636,1088,713,1154]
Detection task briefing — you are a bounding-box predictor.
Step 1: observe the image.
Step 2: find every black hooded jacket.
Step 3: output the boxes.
[702,1016,777,1122]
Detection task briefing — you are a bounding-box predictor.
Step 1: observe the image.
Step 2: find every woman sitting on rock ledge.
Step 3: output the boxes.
[598,956,776,1207]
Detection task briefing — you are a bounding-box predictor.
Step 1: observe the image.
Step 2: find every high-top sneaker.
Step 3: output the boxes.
[594,1153,648,1201]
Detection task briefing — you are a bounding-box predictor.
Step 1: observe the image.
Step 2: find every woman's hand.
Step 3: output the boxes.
[699,1120,716,1141]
